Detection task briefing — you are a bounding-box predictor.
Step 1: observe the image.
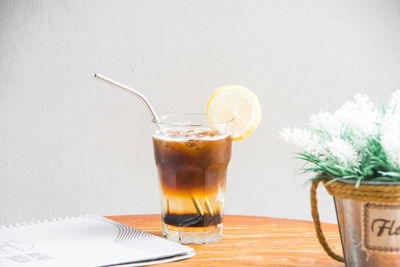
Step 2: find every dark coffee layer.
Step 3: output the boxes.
[153,134,231,191]
[163,213,222,227]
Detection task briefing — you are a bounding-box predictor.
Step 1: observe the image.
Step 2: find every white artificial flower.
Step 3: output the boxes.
[334,94,381,137]
[279,127,323,156]
[309,94,381,148]
[310,111,342,138]
[387,90,400,114]
[380,90,400,168]
[381,110,400,168]
[326,137,360,168]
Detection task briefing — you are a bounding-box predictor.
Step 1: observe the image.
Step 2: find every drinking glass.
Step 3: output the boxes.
[152,113,232,244]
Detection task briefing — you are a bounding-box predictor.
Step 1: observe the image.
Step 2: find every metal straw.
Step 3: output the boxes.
[94,73,159,122]
[191,195,204,216]
[205,198,214,216]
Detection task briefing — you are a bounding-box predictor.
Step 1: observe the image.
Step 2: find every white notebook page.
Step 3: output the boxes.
[0,215,194,267]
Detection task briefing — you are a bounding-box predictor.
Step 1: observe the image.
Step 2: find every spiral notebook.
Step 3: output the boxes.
[0,215,194,267]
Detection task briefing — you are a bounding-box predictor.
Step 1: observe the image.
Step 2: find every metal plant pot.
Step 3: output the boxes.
[312,179,400,267]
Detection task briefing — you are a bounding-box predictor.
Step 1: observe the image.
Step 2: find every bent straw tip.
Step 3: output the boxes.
[94,73,98,78]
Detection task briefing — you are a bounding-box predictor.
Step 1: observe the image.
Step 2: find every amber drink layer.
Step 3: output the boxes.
[153,129,231,243]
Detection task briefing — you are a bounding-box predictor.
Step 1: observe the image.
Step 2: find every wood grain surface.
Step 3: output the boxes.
[107,214,344,267]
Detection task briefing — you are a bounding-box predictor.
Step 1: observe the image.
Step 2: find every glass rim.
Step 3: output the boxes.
[152,113,234,127]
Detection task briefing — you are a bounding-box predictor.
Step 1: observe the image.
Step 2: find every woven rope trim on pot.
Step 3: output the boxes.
[323,179,400,203]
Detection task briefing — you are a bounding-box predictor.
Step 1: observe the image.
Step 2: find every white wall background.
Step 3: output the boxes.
[1,0,400,224]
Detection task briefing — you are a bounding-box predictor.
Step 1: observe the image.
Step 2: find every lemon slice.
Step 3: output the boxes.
[206,85,261,141]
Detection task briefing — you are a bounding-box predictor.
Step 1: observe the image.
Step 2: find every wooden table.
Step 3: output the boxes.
[107,215,344,267]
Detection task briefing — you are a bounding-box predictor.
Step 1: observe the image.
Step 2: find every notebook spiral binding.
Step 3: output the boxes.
[0,214,92,230]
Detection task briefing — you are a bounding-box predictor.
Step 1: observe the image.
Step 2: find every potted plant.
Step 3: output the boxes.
[280,91,400,266]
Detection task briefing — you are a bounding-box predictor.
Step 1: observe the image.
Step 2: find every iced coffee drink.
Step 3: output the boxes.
[153,113,232,244]
[94,75,261,245]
